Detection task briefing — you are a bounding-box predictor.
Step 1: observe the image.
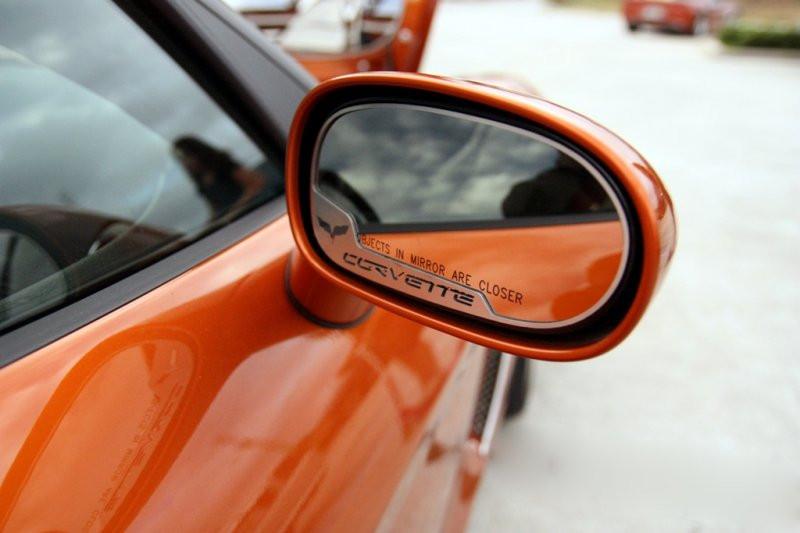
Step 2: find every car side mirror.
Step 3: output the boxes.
[286,72,676,361]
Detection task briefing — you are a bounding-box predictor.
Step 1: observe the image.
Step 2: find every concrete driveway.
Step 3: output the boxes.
[422,1,800,531]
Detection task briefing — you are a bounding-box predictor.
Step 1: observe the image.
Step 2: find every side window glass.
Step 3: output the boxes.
[0,0,283,332]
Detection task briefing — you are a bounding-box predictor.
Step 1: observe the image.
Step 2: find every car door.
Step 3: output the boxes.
[0,1,485,530]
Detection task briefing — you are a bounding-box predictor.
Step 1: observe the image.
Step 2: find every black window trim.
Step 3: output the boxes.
[0,0,314,367]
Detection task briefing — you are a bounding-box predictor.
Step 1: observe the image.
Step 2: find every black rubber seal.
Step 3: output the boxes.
[283,256,374,329]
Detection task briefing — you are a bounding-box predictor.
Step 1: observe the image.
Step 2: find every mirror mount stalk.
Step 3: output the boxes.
[286,250,373,328]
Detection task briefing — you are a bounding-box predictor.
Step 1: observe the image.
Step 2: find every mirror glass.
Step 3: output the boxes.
[311,105,629,329]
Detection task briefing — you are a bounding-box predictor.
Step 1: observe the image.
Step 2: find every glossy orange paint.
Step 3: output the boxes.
[0,215,486,531]
[293,0,437,80]
[374,343,487,531]
[387,0,437,72]
[441,438,487,533]
[361,221,624,323]
[286,72,677,361]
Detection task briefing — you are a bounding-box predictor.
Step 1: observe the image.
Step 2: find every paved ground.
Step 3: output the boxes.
[422,2,800,531]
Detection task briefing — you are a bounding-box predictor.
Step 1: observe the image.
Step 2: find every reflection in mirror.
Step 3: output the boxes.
[312,105,630,329]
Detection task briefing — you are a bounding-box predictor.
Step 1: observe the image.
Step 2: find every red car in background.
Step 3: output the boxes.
[623,0,739,34]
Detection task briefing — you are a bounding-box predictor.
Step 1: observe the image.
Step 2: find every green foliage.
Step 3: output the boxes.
[719,21,800,49]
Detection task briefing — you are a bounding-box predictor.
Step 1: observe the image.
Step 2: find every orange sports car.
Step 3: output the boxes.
[0,0,675,531]
[229,0,437,80]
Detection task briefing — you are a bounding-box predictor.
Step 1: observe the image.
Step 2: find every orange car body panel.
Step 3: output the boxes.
[287,73,676,361]
[0,216,486,531]
[361,221,624,323]
[387,0,438,72]
[293,0,437,80]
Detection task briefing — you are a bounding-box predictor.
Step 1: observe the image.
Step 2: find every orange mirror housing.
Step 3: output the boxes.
[286,72,676,361]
